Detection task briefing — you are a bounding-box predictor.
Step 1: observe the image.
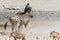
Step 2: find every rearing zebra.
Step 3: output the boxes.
[4,6,33,32]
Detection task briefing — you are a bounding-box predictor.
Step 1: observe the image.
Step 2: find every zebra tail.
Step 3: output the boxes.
[4,21,8,30]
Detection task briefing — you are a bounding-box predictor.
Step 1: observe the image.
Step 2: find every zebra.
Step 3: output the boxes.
[4,6,33,32]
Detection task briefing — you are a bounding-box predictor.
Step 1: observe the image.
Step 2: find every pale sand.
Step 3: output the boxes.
[1,21,60,27]
[0,21,59,40]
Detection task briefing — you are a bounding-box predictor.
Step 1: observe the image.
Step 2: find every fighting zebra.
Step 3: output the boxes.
[4,6,33,32]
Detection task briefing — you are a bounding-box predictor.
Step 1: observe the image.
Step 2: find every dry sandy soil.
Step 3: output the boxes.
[0,21,60,40]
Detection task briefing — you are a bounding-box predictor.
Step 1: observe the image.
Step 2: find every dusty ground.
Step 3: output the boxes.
[0,21,60,40]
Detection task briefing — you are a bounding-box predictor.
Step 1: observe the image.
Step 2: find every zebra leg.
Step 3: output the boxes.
[25,20,32,34]
[18,21,23,30]
[55,38,56,40]
[14,37,16,40]
[18,22,24,31]
[13,22,20,32]
[4,22,8,30]
[57,38,59,40]
[12,26,14,32]
[25,20,30,30]
[22,37,25,40]
[25,21,29,28]
[16,23,20,31]
[53,37,55,40]
[12,25,17,32]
